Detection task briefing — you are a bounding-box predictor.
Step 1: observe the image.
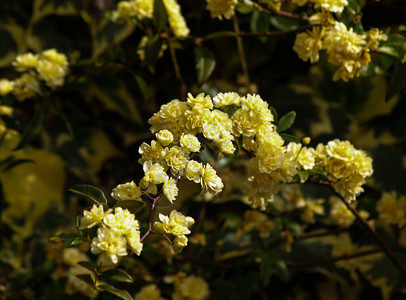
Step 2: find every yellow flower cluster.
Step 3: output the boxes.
[293,0,387,81]
[376,191,406,228]
[328,195,355,227]
[237,210,276,239]
[80,205,142,264]
[112,0,189,37]
[206,0,238,20]
[111,180,142,201]
[155,210,195,253]
[171,273,210,300]
[0,49,69,101]
[134,284,166,300]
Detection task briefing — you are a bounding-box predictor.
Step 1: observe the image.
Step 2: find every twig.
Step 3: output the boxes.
[310,178,406,277]
[255,1,309,21]
[168,38,187,100]
[140,193,164,242]
[233,14,250,86]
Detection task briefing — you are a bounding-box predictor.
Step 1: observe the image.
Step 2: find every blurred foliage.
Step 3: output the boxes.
[1,0,406,299]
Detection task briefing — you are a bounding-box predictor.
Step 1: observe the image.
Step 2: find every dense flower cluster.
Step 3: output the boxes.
[171,273,210,300]
[80,205,143,264]
[206,0,238,20]
[155,210,195,253]
[112,0,189,37]
[293,1,387,81]
[0,49,69,101]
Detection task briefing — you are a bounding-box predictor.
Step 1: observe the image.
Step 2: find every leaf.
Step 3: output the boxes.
[25,82,44,97]
[386,62,406,101]
[14,102,47,150]
[297,170,309,183]
[201,31,235,42]
[236,4,254,14]
[76,274,95,286]
[62,236,87,248]
[49,232,79,241]
[153,0,168,31]
[308,168,328,179]
[113,200,145,215]
[144,34,163,68]
[134,74,148,102]
[195,46,216,84]
[274,259,290,277]
[98,284,133,300]
[269,16,300,31]
[68,184,108,205]
[101,269,133,283]
[77,261,97,274]
[378,46,400,58]
[260,252,274,287]
[277,111,296,132]
[270,106,278,124]
[279,133,299,143]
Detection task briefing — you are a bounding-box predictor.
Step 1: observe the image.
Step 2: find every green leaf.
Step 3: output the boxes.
[77,261,97,274]
[378,46,400,58]
[134,74,148,102]
[153,0,168,31]
[101,269,133,283]
[260,252,274,286]
[201,31,235,42]
[269,16,300,31]
[386,63,406,101]
[195,46,216,84]
[274,259,289,277]
[25,82,44,97]
[113,200,145,215]
[297,170,309,183]
[277,111,296,132]
[279,133,299,143]
[68,185,108,205]
[237,4,254,14]
[76,274,95,286]
[62,236,87,248]
[14,102,47,150]
[144,34,163,67]
[270,106,278,124]
[98,284,133,300]
[308,168,328,178]
[49,232,79,241]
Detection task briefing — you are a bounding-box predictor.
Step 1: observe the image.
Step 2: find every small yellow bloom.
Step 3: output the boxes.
[111,181,142,201]
[12,53,39,71]
[0,79,15,96]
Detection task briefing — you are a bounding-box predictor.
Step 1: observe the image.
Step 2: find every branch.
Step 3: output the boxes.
[233,14,250,86]
[254,1,309,21]
[168,37,187,101]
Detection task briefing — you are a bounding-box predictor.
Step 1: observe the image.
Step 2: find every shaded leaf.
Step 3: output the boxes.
[270,16,300,31]
[76,274,95,286]
[134,74,148,102]
[14,103,47,150]
[99,284,133,300]
[201,31,235,42]
[277,111,296,132]
[101,269,133,283]
[78,261,97,274]
[49,232,78,241]
[298,170,309,183]
[270,106,278,124]
[260,252,274,287]
[113,200,145,215]
[25,82,44,97]
[68,184,108,204]
[195,46,216,84]
[145,34,163,67]
[386,62,406,101]
[153,0,168,31]
[62,236,87,248]
[279,133,299,143]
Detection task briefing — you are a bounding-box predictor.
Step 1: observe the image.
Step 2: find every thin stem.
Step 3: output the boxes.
[168,38,187,100]
[233,14,250,86]
[286,246,406,267]
[255,1,309,21]
[310,178,406,277]
[140,193,164,242]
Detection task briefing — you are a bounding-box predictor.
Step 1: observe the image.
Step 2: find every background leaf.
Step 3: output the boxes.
[68,185,108,205]
[195,45,216,85]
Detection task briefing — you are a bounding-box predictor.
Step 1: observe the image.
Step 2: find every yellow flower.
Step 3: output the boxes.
[253,141,285,173]
[162,0,190,37]
[334,174,365,202]
[301,198,324,223]
[202,124,221,141]
[142,160,169,185]
[366,28,387,50]
[199,164,223,194]
[79,204,111,229]
[312,0,348,13]
[206,0,238,20]
[180,134,201,152]
[287,142,315,170]
[91,226,128,264]
[126,229,143,255]
[293,26,324,63]
[172,274,210,300]
[155,210,194,237]
[156,129,174,147]
[0,79,15,96]
[13,72,39,101]
[134,0,154,19]
[329,196,355,227]
[165,145,189,174]
[163,178,179,203]
[376,192,406,228]
[36,59,67,87]
[185,160,202,183]
[103,207,140,235]
[212,92,241,107]
[138,140,167,165]
[41,49,68,67]
[111,181,142,201]
[187,93,213,109]
[12,53,39,71]
[135,284,165,300]
[325,139,356,161]
[172,235,188,253]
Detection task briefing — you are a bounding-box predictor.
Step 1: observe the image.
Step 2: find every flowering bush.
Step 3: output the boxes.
[1,0,406,299]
